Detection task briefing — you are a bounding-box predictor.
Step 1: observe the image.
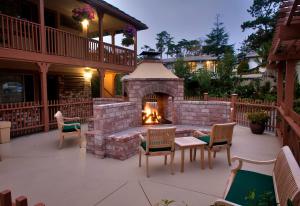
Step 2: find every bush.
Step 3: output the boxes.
[247,111,269,124]
[237,60,249,74]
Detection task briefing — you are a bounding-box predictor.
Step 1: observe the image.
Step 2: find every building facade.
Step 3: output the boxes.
[0,0,147,133]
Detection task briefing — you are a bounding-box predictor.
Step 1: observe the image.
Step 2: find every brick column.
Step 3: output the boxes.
[203,93,208,101]
[37,62,50,132]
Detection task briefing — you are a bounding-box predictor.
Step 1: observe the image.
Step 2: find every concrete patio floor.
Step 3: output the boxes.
[0,125,281,206]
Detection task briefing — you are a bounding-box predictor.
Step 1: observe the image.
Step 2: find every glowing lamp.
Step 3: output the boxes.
[81,19,89,29]
[83,70,92,81]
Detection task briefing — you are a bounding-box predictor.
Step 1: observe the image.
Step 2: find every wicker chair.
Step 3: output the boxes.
[54,111,81,148]
[139,127,176,177]
[194,122,236,169]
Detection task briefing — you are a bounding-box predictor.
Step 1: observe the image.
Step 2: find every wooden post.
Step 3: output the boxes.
[203,93,208,101]
[277,62,284,107]
[97,12,104,63]
[38,0,46,54]
[0,190,12,206]
[284,60,296,115]
[97,69,105,97]
[134,29,137,68]
[111,32,116,64]
[37,62,50,132]
[231,94,238,122]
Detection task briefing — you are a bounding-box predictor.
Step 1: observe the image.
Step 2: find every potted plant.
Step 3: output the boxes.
[121,25,136,47]
[72,6,95,23]
[247,111,269,134]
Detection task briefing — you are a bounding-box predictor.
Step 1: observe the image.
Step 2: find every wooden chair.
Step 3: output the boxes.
[139,127,176,177]
[194,122,236,169]
[54,111,81,148]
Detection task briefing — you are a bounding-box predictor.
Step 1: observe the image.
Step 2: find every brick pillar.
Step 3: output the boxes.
[37,62,50,132]
[231,94,238,122]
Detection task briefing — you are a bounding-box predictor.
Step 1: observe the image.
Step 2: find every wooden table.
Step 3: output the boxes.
[175,136,207,172]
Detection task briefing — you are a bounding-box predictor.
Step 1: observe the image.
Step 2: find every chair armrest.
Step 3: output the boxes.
[62,123,81,127]
[214,199,241,206]
[139,134,145,142]
[231,156,276,172]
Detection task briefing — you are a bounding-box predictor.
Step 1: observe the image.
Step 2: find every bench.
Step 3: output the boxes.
[214,146,300,206]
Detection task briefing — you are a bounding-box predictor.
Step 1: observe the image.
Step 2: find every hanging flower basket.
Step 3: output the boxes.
[121,25,136,47]
[72,6,95,22]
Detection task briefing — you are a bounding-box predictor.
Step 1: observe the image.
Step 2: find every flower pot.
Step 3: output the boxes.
[249,122,265,134]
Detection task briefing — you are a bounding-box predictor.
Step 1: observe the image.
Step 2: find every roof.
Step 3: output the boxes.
[86,0,148,31]
[123,61,179,80]
[163,55,217,63]
[139,51,161,56]
[246,51,259,58]
[268,0,300,63]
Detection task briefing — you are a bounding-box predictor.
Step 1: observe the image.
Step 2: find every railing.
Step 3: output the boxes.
[0,190,45,206]
[104,43,135,67]
[0,13,41,52]
[0,102,44,137]
[45,27,99,61]
[48,99,93,128]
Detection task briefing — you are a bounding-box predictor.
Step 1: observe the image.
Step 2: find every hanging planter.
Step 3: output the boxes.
[72,6,95,23]
[121,25,136,47]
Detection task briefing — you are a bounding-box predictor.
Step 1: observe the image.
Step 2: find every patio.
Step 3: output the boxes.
[0,125,280,206]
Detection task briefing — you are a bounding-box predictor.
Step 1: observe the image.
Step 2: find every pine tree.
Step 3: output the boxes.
[155,31,172,59]
[203,15,233,57]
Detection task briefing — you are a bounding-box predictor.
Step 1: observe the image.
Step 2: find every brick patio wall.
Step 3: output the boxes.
[174,101,231,126]
[93,98,124,105]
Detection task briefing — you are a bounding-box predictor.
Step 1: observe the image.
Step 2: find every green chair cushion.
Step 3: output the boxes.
[196,135,227,146]
[141,141,171,152]
[63,122,81,132]
[225,170,276,205]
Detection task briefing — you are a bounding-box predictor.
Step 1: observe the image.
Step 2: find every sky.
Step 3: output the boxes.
[104,0,254,55]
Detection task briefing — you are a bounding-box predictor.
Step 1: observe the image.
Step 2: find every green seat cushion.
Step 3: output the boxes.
[63,122,81,132]
[141,141,171,152]
[225,170,276,205]
[196,135,227,146]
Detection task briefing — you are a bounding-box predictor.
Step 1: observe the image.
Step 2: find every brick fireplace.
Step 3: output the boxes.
[86,52,231,160]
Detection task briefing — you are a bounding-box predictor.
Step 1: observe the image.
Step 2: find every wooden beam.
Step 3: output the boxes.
[277,62,284,106]
[285,0,300,25]
[134,29,137,68]
[279,24,300,41]
[284,60,296,115]
[98,11,104,63]
[39,0,46,54]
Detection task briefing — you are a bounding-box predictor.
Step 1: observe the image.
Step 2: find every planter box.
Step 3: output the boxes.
[0,121,11,144]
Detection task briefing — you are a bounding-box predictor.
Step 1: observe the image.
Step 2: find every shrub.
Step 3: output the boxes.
[247,111,269,124]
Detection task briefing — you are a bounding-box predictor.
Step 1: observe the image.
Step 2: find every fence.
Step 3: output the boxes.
[0,99,93,137]
[0,190,44,206]
[185,94,277,132]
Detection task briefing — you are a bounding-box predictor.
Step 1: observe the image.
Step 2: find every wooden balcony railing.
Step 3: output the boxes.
[0,13,135,67]
[0,13,41,52]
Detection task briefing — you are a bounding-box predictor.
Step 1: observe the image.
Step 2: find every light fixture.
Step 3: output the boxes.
[81,19,89,29]
[84,69,92,81]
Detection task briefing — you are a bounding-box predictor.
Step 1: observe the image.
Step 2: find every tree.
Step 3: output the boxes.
[141,45,155,52]
[155,31,172,58]
[173,58,191,79]
[237,60,250,75]
[241,0,280,51]
[203,14,233,57]
[195,69,212,94]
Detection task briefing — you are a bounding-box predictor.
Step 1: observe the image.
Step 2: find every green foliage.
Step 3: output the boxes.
[245,190,276,206]
[141,45,155,52]
[217,49,236,81]
[121,37,134,47]
[241,0,280,57]
[156,31,172,58]
[158,200,176,206]
[173,58,191,79]
[247,111,270,124]
[237,60,250,74]
[194,69,212,94]
[203,14,233,57]
[115,74,123,96]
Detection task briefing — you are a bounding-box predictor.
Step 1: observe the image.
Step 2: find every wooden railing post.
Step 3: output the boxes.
[0,190,12,206]
[38,0,46,54]
[231,94,238,122]
[277,62,284,106]
[37,62,50,132]
[284,60,296,115]
[203,93,208,101]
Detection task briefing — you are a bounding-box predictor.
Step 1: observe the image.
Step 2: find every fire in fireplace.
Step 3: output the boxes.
[142,102,162,124]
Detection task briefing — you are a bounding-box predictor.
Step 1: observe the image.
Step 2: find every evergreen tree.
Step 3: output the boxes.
[155,31,172,58]
[241,0,280,51]
[203,15,233,57]
[141,45,155,52]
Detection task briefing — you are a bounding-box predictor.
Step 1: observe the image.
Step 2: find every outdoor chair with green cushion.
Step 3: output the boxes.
[214,146,300,206]
[194,122,236,169]
[139,127,176,177]
[54,111,82,149]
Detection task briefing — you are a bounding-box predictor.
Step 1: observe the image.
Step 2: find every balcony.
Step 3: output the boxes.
[0,13,136,68]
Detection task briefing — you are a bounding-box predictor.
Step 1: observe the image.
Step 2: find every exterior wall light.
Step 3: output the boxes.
[84,70,92,81]
[81,19,89,29]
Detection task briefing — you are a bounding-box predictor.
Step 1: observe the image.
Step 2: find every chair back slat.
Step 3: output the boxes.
[210,122,236,147]
[146,127,176,152]
[273,146,300,206]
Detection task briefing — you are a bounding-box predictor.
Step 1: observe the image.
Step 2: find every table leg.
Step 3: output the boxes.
[181,148,185,173]
[200,146,205,169]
